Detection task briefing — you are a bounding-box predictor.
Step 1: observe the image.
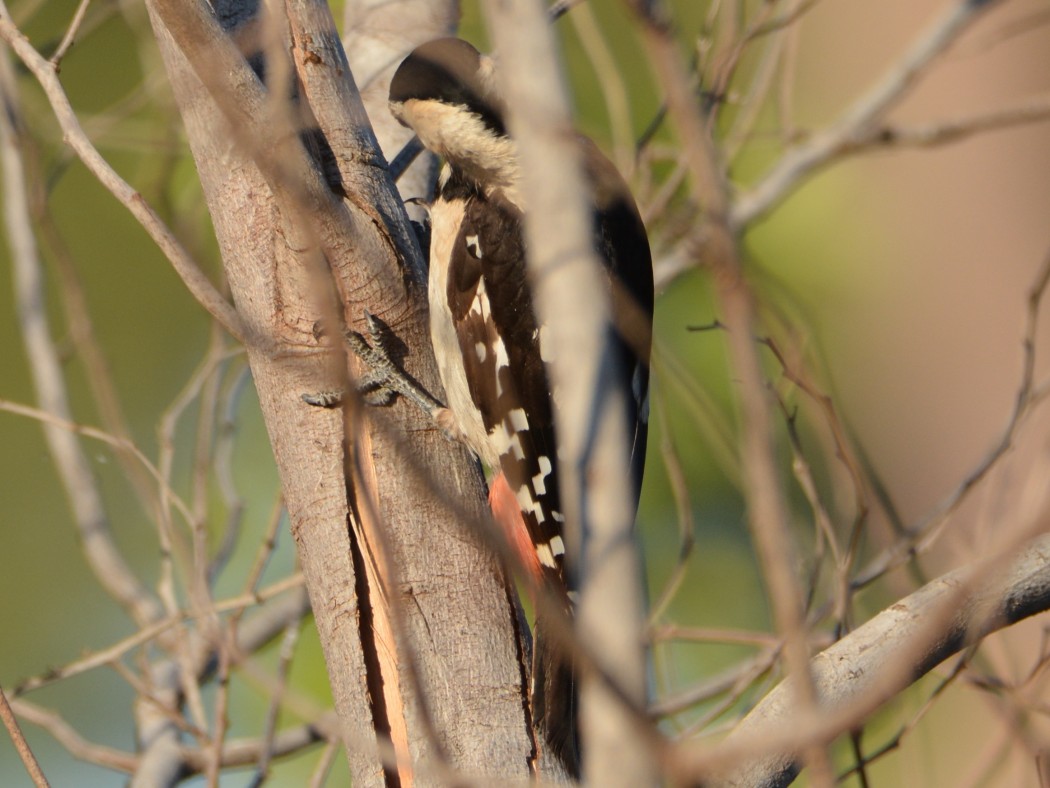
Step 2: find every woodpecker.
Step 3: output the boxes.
[389,38,653,775]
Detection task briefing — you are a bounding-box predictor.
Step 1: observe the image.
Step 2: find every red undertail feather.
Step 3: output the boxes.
[488,471,544,586]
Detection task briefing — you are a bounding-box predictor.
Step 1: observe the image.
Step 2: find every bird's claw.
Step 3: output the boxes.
[302,312,445,420]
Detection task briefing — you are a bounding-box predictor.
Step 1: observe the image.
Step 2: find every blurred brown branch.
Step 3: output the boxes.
[692,530,1050,787]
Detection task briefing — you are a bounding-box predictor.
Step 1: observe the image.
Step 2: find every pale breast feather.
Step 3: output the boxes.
[428,192,494,467]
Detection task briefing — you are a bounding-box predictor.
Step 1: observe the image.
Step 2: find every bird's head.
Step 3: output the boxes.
[389,38,518,192]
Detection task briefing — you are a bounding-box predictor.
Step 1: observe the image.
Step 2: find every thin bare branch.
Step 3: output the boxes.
[208,365,254,582]
[856,248,1050,588]
[733,0,1002,229]
[863,93,1050,149]
[836,661,966,782]
[251,612,306,784]
[689,529,1050,787]
[32,163,160,523]
[308,740,341,787]
[0,686,49,787]
[0,44,161,626]
[0,399,197,559]
[569,2,635,175]
[651,647,779,719]
[13,576,305,696]
[0,2,247,342]
[48,0,91,67]
[10,699,138,774]
[181,722,330,774]
[627,2,833,781]
[646,394,697,625]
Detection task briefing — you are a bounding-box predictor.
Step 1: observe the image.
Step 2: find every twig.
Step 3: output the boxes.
[687,527,1050,787]
[13,575,305,696]
[48,0,91,67]
[237,496,287,599]
[677,659,778,740]
[835,658,966,782]
[627,1,834,781]
[180,721,330,774]
[245,609,307,786]
[0,399,197,529]
[952,7,1050,58]
[0,45,161,627]
[652,626,782,648]
[722,4,794,161]
[32,156,160,522]
[0,2,247,342]
[208,364,253,582]
[748,0,824,41]
[705,1,782,118]
[759,334,872,629]
[156,341,240,618]
[733,0,1001,229]
[646,392,697,625]
[650,647,780,719]
[651,338,742,487]
[0,685,49,787]
[863,94,1050,149]
[206,631,232,787]
[10,698,138,773]
[307,739,341,787]
[855,249,1050,588]
[568,1,635,175]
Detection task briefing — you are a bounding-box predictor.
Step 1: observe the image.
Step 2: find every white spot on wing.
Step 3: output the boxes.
[508,408,528,432]
[508,432,524,460]
[538,456,552,476]
[536,542,557,568]
[493,336,510,370]
[490,422,525,460]
[466,233,482,258]
[516,486,534,511]
[475,342,487,362]
[550,535,565,556]
[532,456,551,495]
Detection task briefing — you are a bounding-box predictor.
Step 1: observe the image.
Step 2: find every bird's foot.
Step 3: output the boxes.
[302,313,449,426]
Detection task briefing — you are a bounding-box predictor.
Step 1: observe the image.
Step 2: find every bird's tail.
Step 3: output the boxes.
[532,610,580,778]
[488,473,580,777]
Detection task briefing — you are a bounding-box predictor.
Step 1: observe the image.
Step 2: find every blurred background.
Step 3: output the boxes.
[2,0,1050,784]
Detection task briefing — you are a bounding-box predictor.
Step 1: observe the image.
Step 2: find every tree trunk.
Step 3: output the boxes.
[144,0,550,782]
